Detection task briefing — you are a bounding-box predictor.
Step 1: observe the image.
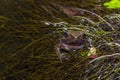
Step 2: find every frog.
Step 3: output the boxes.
[55,28,87,63]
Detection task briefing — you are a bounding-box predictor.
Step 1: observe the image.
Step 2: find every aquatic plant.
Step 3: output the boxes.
[0,0,120,80]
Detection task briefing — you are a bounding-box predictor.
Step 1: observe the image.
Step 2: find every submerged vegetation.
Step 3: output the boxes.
[0,0,120,80]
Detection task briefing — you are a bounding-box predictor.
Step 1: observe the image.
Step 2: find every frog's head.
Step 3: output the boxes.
[60,29,87,50]
[64,29,86,39]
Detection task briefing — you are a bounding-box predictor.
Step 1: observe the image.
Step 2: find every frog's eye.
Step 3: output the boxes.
[63,32,69,37]
[82,33,87,38]
[63,31,74,38]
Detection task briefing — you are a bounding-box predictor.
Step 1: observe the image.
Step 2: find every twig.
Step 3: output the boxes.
[89,53,120,64]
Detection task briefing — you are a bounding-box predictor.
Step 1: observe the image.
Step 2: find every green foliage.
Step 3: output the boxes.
[104,0,120,9]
